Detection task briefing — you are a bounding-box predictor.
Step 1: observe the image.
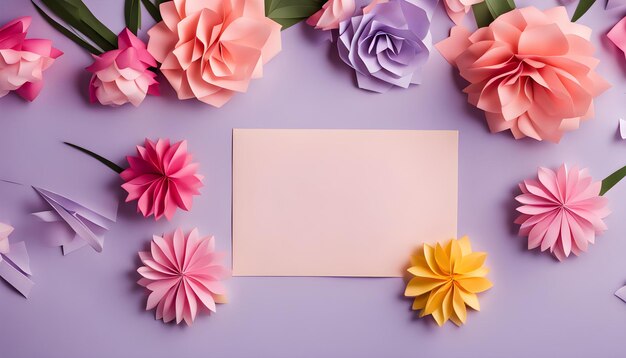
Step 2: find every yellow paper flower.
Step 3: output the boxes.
[404,236,492,326]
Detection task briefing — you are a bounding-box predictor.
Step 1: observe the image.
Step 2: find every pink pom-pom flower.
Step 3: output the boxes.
[137,228,229,325]
[0,17,62,101]
[86,28,159,107]
[120,139,203,221]
[515,164,610,261]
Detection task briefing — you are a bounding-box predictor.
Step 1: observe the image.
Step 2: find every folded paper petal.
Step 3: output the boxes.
[137,228,229,325]
[307,0,356,31]
[514,164,610,261]
[436,6,609,142]
[405,236,492,326]
[443,0,483,25]
[0,16,62,101]
[0,223,34,298]
[607,0,626,9]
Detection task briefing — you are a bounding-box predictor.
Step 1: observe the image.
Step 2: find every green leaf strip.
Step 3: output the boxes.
[600,164,626,196]
[572,0,596,22]
[125,0,142,34]
[265,0,325,30]
[63,142,124,174]
[141,0,162,22]
[473,0,516,27]
[472,2,494,28]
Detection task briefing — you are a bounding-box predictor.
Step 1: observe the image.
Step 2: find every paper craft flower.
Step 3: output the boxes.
[608,17,626,63]
[515,165,610,261]
[137,228,229,325]
[0,222,13,254]
[120,139,203,221]
[307,0,356,30]
[337,0,434,93]
[86,29,159,107]
[405,236,492,326]
[436,6,609,142]
[147,0,282,107]
[443,0,483,24]
[0,17,62,101]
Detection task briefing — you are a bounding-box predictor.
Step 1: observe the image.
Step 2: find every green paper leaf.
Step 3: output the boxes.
[600,165,626,196]
[64,142,124,174]
[572,0,596,22]
[125,0,142,34]
[32,1,103,54]
[472,2,494,28]
[265,0,325,30]
[141,0,162,22]
[473,0,515,27]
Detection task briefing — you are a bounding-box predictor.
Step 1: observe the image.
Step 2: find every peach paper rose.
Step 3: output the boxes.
[307,0,356,31]
[443,0,484,25]
[147,0,282,108]
[436,7,609,142]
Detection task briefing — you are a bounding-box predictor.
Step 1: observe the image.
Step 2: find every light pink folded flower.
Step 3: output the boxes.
[147,0,282,108]
[515,165,610,261]
[443,0,484,25]
[120,139,203,221]
[437,7,610,142]
[0,17,62,101]
[307,0,356,31]
[0,223,13,254]
[138,228,229,325]
[87,29,159,107]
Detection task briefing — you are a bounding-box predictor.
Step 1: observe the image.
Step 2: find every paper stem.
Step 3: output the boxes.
[63,142,124,174]
[600,164,626,196]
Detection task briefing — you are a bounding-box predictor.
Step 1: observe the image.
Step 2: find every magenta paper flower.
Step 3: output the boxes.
[0,17,62,101]
[86,29,159,107]
[120,139,203,221]
[515,164,610,261]
[137,228,229,325]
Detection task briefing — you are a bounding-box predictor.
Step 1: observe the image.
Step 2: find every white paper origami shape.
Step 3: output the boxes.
[0,223,33,298]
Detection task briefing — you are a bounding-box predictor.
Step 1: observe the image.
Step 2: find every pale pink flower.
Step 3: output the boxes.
[0,17,62,101]
[86,29,159,107]
[436,7,610,142]
[138,228,229,325]
[0,223,13,254]
[443,0,484,25]
[515,164,610,261]
[120,139,203,221]
[307,0,356,31]
[147,0,281,107]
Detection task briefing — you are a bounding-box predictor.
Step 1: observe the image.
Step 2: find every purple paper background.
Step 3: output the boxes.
[1,0,626,357]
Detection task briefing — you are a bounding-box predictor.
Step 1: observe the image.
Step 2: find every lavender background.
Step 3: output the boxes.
[1,0,625,357]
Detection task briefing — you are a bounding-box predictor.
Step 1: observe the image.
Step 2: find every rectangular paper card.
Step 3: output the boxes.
[232,129,458,277]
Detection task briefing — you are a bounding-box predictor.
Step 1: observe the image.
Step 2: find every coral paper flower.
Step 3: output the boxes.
[515,165,610,261]
[147,0,282,107]
[436,7,609,142]
[86,29,159,107]
[137,228,229,325]
[0,223,13,254]
[0,17,62,101]
[120,139,203,221]
[307,0,356,31]
[405,236,492,326]
[443,0,483,24]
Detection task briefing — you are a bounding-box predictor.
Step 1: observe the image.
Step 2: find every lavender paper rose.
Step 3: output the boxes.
[337,0,436,93]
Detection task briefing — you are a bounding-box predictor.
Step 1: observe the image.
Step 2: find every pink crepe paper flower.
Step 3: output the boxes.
[443,0,484,25]
[515,164,610,261]
[147,0,282,108]
[307,0,356,31]
[0,17,62,101]
[120,138,203,221]
[86,29,159,107]
[138,228,229,325]
[0,222,13,254]
[436,7,610,142]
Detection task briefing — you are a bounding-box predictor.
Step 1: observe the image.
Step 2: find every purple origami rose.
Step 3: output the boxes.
[337,0,436,93]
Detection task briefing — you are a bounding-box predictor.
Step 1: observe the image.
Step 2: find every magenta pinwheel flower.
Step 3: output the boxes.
[120,138,203,221]
[137,228,229,325]
[515,164,610,261]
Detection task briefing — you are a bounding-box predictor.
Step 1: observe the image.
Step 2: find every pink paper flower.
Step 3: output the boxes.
[443,0,484,25]
[0,223,13,254]
[86,29,159,107]
[307,0,356,31]
[0,17,62,101]
[436,7,610,142]
[515,165,610,261]
[120,139,203,221]
[137,228,229,325]
[147,0,282,107]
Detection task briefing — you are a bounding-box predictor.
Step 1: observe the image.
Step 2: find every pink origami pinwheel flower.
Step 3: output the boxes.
[0,17,62,101]
[515,165,610,261]
[436,6,609,142]
[120,139,203,221]
[147,0,282,107]
[443,0,484,24]
[137,228,229,325]
[86,29,159,107]
[307,0,356,30]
